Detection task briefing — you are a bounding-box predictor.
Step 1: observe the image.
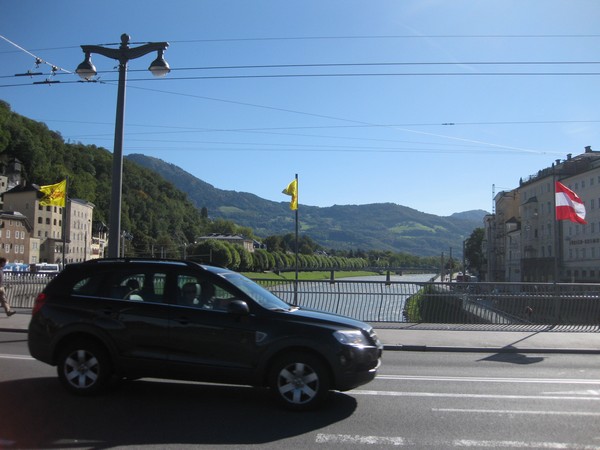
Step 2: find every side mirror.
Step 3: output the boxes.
[227,300,250,315]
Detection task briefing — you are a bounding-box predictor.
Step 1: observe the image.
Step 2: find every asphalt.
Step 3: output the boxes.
[3,308,600,354]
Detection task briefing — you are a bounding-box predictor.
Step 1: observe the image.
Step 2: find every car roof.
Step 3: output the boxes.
[68,258,233,274]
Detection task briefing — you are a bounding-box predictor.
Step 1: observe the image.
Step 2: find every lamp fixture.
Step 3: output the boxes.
[148,49,170,77]
[76,53,97,80]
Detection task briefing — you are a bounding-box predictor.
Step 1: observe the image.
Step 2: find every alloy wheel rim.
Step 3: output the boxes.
[277,362,319,404]
[64,349,99,388]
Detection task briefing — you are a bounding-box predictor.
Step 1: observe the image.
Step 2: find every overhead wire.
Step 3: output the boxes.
[2,33,598,157]
[0,34,73,75]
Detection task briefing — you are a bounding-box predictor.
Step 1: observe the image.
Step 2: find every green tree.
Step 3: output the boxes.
[465,227,485,276]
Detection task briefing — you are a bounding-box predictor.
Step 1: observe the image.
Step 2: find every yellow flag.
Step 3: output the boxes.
[282,179,298,210]
[39,179,67,207]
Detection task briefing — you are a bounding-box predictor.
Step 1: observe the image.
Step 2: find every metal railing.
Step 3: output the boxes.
[3,273,54,308]
[254,279,600,325]
[7,273,600,326]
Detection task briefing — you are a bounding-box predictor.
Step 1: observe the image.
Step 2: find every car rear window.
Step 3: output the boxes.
[68,268,167,303]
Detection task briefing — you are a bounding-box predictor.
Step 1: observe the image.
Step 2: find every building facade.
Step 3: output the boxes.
[196,233,255,253]
[0,211,36,264]
[2,183,96,265]
[485,147,600,282]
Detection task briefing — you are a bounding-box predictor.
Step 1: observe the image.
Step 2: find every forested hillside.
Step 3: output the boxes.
[0,100,204,254]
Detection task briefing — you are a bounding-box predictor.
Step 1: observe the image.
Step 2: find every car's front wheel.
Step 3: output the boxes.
[268,352,330,411]
[57,340,112,395]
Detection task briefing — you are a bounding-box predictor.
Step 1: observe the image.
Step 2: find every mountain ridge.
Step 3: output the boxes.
[127,154,487,256]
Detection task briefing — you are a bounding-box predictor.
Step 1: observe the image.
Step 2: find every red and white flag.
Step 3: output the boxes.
[555,181,587,224]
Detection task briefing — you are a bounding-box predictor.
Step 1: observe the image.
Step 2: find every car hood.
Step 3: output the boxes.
[282,306,372,331]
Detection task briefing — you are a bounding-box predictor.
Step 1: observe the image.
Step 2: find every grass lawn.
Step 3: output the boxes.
[243,270,379,280]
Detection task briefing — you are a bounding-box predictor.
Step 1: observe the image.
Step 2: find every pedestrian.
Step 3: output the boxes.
[0,257,16,317]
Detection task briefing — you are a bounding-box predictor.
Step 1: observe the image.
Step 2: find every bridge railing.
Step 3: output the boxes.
[6,273,600,326]
[253,279,600,325]
[3,273,55,309]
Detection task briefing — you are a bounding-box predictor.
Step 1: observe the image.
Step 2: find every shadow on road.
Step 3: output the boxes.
[0,377,357,448]
[478,348,545,365]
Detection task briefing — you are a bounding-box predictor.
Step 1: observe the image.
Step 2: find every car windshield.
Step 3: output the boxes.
[220,272,293,311]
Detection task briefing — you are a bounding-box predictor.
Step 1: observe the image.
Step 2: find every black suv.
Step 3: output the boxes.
[28,259,382,410]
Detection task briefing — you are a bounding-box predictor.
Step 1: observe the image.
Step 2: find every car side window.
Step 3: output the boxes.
[72,274,104,296]
[176,274,234,311]
[178,274,213,309]
[105,271,167,303]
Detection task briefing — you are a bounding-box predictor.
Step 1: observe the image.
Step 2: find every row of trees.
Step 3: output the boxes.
[121,221,452,273]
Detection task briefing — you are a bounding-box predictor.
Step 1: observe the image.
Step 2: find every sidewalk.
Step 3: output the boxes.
[3,309,600,354]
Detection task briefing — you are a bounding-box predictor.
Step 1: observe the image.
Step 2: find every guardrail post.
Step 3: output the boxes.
[386,270,391,286]
[330,270,335,284]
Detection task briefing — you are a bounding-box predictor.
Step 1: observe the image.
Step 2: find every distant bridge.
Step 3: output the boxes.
[276,267,438,274]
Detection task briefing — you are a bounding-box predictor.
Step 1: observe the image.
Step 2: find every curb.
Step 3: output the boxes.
[4,330,600,354]
[383,344,600,354]
[0,327,27,333]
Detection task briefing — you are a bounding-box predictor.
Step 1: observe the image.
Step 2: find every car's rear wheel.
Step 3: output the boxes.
[268,352,330,411]
[57,340,112,395]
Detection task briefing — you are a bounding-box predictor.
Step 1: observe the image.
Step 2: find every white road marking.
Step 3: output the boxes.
[315,433,407,446]
[315,434,600,448]
[0,353,34,360]
[433,408,600,417]
[351,389,600,401]
[543,389,600,395]
[377,374,600,385]
[453,439,600,448]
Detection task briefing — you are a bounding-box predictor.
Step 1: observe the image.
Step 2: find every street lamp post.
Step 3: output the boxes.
[76,34,170,258]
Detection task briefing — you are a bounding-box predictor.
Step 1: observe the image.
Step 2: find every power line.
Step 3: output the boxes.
[2,33,599,55]
[0,34,72,75]
[3,60,600,81]
[3,70,599,87]
[168,34,600,43]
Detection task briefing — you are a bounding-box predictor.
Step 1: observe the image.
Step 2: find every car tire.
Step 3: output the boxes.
[268,352,330,411]
[57,340,112,395]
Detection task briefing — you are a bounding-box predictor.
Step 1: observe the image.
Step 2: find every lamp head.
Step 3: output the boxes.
[76,53,97,80]
[148,49,170,77]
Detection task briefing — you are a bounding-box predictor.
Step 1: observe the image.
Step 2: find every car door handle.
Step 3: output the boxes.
[175,316,190,325]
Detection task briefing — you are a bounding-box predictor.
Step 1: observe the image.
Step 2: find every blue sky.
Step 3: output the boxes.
[1,1,600,216]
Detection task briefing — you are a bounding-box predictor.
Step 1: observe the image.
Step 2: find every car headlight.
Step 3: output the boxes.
[333,330,370,347]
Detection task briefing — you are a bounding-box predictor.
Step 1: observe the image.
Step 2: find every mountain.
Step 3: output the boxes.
[127,154,487,256]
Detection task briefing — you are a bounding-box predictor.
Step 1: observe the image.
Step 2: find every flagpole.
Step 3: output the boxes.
[552,174,562,283]
[62,177,69,268]
[294,173,299,304]
[553,175,562,321]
